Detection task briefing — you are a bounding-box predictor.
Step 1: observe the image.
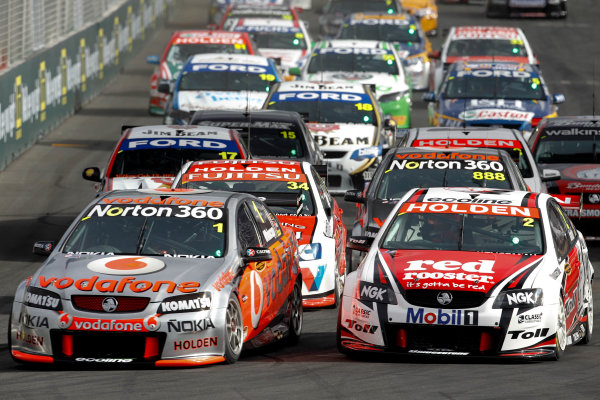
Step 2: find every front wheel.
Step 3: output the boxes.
[553,297,567,360]
[224,295,243,364]
[287,280,303,345]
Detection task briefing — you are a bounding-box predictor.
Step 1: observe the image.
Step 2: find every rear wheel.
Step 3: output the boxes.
[287,280,303,345]
[224,295,243,364]
[553,297,567,360]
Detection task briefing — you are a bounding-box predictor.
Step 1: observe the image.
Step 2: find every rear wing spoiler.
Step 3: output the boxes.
[552,194,583,218]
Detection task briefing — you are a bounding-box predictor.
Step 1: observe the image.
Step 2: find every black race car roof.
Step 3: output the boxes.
[539,115,600,128]
[191,109,304,125]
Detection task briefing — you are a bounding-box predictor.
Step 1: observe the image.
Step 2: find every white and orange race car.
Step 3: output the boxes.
[339,187,594,359]
[172,159,347,308]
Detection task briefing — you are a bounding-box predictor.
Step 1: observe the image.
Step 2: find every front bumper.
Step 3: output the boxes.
[10,303,229,367]
[338,293,560,359]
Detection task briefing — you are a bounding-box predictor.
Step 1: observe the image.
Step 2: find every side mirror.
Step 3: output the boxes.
[288,67,301,76]
[553,93,565,104]
[347,236,374,253]
[344,189,366,204]
[206,23,218,30]
[422,92,436,102]
[146,55,160,65]
[541,169,561,182]
[82,167,102,182]
[242,247,273,263]
[33,241,55,256]
[157,81,171,94]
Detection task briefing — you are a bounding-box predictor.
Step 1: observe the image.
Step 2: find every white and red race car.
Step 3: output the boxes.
[339,187,594,359]
[172,159,347,308]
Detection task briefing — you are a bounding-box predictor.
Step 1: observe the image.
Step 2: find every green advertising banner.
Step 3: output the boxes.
[0,0,173,171]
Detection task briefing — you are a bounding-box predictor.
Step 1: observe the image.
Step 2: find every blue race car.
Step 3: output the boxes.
[423,61,564,131]
[162,53,282,124]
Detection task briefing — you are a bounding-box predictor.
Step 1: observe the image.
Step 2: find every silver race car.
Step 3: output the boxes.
[9,189,302,367]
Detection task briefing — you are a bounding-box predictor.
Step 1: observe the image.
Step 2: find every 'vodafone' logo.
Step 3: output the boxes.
[87,256,165,275]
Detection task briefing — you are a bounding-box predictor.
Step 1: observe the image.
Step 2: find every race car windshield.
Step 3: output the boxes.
[179,70,271,92]
[62,207,227,258]
[338,23,420,44]
[307,52,399,75]
[381,212,543,255]
[248,130,305,158]
[443,76,546,100]
[109,148,242,177]
[190,121,305,158]
[375,157,513,200]
[249,32,307,50]
[268,99,376,124]
[167,43,247,64]
[446,39,528,58]
[327,1,398,14]
[534,132,600,164]
[179,180,315,215]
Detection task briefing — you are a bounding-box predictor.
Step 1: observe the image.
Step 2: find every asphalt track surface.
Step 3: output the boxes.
[0,1,599,399]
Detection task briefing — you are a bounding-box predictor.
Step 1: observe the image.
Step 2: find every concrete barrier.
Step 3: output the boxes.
[0,0,173,171]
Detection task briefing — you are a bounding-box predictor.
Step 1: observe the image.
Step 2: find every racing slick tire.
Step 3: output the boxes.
[287,279,303,345]
[578,283,594,345]
[553,296,567,360]
[224,294,244,364]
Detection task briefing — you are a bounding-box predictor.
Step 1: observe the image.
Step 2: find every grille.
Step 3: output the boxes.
[387,324,501,354]
[404,290,487,309]
[323,151,347,159]
[71,295,150,313]
[50,330,166,360]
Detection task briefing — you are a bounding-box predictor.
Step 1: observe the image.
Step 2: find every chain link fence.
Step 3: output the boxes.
[0,0,127,72]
